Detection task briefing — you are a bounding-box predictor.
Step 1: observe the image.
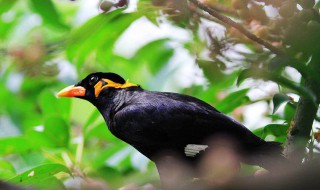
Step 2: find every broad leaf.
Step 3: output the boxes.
[264,124,289,138]
[84,122,114,141]
[237,68,316,103]
[0,0,17,15]
[197,59,226,83]
[105,146,135,172]
[43,117,70,148]
[27,116,70,148]
[8,164,71,189]
[272,93,293,114]
[29,0,69,30]
[67,10,141,69]
[268,55,292,72]
[0,136,34,155]
[0,160,15,179]
[83,110,101,135]
[40,90,71,121]
[254,124,289,142]
[236,69,252,87]
[215,88,250,113]
[137,0,161,25]
[269,56,320,87]
[133,38,174,74]
[91,142,128,169]
[284,103,296,123]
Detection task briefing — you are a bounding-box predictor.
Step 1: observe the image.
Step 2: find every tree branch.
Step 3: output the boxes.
[285,59,320,164]
[285,80,319,163]
[204,2,237,17]
[189,6,223,25]
[188,0,285,56]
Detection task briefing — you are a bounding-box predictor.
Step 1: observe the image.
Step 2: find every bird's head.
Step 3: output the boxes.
[57,72,138,104]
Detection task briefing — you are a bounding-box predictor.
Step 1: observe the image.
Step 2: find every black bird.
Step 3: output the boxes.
[57,72,285,178]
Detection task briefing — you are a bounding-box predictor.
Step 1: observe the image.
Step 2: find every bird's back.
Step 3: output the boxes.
[109,90,271,164]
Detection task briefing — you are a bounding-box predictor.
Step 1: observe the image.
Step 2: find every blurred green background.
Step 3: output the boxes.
[1,0,319,189]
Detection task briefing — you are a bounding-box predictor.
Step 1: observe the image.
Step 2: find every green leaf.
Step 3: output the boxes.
[271,75,316,103]
[137,0,161,25]
[197,59,226,83]
[0,136,34,155]
[83,110,101,135]
[66,14,116,66]
[40,90,71,120]
[67,9,123,45]
[40,91,58,116]
[272,93,293,114]
[284,103,296,123]
[20,152,47,171]
[8,163,71,189]
[105,146,135,172]
[29,0,69,30]
[269,55,320,87]
[0,0,17,15]
[91,142,128,169]
[253,127,264,138]
[84,122,118,142]
[237,68,316,103]
[0,17,17,40]
[215,88,250,113]
[264,124,289,138]
[66,11,141,69]
[0,160,15,179]
[236,69,251,86]
[268,56,292,72]
[96,12,142,65]
[27,116,70,148]
[26,130,56,149]
[254,124,289,141]
[43,116,70,148]
[133,38,174,74]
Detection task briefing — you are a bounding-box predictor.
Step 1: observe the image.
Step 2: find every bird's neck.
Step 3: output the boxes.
[94,87,141,125]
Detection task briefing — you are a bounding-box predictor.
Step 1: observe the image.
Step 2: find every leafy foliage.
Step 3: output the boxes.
[0,0,319,189]
[8,164,71,189]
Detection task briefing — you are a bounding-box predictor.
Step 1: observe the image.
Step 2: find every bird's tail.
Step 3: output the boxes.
[247,141,289,172]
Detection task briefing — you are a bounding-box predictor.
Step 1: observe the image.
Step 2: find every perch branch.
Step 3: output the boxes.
[204,2,237,17]
[188,0,285,55]
[189,5,223,25]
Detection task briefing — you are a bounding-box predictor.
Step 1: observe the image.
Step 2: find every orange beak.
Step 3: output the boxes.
[57,85,86,98]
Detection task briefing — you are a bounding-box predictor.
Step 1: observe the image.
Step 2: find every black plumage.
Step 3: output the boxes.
[57,72,286,177]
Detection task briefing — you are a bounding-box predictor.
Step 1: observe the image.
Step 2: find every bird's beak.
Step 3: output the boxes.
[57,85,86,98]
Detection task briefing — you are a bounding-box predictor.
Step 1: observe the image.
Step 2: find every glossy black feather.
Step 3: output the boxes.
[74,72,285,171]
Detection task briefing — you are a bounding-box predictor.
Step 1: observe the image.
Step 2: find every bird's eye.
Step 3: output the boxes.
[89,76,98,85]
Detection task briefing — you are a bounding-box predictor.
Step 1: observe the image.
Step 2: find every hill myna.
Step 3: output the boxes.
[57,72,286,179]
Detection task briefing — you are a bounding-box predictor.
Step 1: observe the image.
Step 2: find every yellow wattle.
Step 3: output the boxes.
[94,79,138,97]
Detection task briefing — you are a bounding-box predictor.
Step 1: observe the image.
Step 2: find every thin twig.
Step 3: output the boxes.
[205,2,237,17]
[189,6,223,25]
[188,0,285,56]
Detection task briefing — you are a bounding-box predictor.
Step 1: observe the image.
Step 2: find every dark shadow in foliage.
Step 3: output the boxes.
[0,180,33,190]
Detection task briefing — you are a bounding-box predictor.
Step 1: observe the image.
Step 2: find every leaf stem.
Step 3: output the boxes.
[75,136,84,164]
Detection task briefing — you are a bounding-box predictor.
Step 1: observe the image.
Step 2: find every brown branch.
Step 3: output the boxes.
[205,2,237,17]
[189,6,223,25]
[188,0,285,56]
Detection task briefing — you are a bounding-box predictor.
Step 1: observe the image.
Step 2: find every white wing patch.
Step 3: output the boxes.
[184,144,208,157]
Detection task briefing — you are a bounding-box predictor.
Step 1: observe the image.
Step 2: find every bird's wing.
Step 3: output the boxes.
[113,91,263,158]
